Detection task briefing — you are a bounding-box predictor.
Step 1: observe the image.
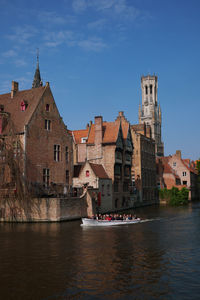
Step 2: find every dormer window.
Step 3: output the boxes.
[46,104,50,112]
[21,101,28,112]
[81,137,87,143]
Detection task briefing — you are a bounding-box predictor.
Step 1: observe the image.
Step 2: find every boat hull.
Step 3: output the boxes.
[81,218,141,226]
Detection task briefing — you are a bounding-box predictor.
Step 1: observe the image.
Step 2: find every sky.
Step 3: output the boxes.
[0,0,200,160]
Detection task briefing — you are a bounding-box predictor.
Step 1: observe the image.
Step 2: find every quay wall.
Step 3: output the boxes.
[0,193,95,222]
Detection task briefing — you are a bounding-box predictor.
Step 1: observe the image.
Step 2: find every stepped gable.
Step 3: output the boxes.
[0,85,46,134]
[182,159,197,174]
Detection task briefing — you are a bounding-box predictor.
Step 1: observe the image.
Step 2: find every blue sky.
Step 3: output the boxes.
[0,0,200,160]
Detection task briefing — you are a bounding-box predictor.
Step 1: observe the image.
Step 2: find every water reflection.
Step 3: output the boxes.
[0,203,200,299]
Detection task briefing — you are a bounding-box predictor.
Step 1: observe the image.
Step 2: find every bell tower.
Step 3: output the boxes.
[139,75,164,156]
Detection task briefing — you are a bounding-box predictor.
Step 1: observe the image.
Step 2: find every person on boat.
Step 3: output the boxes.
[111,214,115,220]
[128,214,132,220]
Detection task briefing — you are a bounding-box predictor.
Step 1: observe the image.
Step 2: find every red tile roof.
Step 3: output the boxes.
[90,163,109,179]
[87,122,120,144]
[72,129,89,144]
[0,86,46,133]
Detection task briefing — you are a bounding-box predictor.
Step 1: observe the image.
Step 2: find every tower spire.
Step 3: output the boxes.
[32,49,42,88]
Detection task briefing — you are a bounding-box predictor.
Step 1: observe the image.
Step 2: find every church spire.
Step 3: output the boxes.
[32,49,43,88]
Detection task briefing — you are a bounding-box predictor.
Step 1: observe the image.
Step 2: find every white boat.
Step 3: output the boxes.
[81,218,141,227]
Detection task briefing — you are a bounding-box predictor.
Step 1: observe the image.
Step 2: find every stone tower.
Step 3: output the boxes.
[139,75,164,156]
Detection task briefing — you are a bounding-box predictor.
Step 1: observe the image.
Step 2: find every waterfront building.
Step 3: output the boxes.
[0,61,73,198]
[73,161,112,213]
[131,123,158,205]
[72,113,133,210]
[139,75,164,157]
[157,150,198,200]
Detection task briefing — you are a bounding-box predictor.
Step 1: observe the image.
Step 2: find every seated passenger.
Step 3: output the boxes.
[128,214,132,220]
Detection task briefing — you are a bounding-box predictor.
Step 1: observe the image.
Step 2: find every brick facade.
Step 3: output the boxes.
[0,81,73,196]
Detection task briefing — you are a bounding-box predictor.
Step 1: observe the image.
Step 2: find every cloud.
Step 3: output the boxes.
[6,25,38,44]
[78,37,107,52]
[38,11,76,26]
[44,30,75,47]
[44,29,107,52]
[72,0,87,13]
[2,49,17,58]
[72,0,140,21]
[87,19,107,30]
[14,59,27,67]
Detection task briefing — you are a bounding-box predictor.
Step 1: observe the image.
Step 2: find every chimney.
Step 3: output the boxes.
[11,81,19,98]
[176,150,182,159]
[94,116,103,145]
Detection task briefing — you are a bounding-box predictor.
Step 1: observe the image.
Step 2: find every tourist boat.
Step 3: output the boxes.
[81,217,141,227]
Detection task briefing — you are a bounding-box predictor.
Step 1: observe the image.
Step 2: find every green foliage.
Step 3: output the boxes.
[196,159,200,175]
[159,187,189,206]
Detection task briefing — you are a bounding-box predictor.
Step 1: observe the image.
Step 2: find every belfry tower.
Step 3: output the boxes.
[139,75,164,156]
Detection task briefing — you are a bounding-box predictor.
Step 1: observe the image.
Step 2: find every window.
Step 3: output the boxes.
[114,181,118,192]
[173,162,176,167]
[54,145,60,161]
[45,104,50,112]
[43,168,50,187]
[66,170,69,185]
[45,119,51,131]
[150,84,153,94]
[107,184,110,196]
[123,182,129,192]
[114,164,121,177]
[145,85,148,95]
[183,181,187,185]
[21,101,27,111]
[86,170,89,177]
[102,184,104,196]
[65,146,68,163]
[115,198,118,208]
[81,137,87,143]
[182,171,187,176]
[13,140,20,157]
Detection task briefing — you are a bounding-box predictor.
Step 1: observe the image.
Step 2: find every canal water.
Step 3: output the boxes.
[1,203,200,300]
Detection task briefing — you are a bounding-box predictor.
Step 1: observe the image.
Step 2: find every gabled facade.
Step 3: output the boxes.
[0,77,73,196]
[157,150,198,200]
[73,161,112,212]
[72,112,134,210]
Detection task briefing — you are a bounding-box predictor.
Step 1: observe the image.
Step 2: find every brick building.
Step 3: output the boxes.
[73,161,112,213]
[131,123,158,205]
[157,150,198,200]
[72,113,133,210]
[0,63,73,197]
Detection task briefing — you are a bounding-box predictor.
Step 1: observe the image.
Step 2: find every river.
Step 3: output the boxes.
[0,202,200,300]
